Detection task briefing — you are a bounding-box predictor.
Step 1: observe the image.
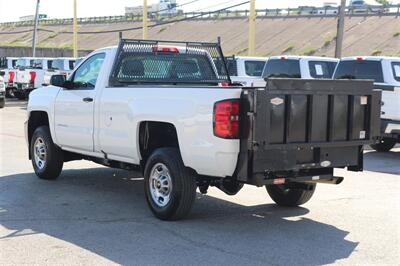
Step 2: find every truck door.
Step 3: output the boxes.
[54,53,105,152]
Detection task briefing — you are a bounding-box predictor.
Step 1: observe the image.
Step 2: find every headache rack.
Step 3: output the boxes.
[109,39,231,86]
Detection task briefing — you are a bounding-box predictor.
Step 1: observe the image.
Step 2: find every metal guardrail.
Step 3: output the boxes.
[0,4,399,27]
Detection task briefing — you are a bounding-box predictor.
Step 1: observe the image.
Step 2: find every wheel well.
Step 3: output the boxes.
[28,111,49,158]
[139,121,180,165]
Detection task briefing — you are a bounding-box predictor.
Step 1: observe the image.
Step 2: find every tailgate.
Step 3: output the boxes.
[236,78,381,186]
[15,70,31,83]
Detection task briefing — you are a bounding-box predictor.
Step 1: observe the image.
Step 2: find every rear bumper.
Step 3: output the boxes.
[382,119,400,140]
[15,83,34,90]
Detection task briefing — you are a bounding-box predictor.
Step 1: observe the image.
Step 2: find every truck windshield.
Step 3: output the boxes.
[334,60,384,83]
[115,53,219,85]
[245,61,266,77]
[308,61,337,78]
[392,62,400,82]
[16,59,43,69]
[263,59,301,78]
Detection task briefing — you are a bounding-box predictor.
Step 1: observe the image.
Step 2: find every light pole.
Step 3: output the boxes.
[73,0,78,57]
[335,0,346,58]
[248,0,256,56]
[143,0,149,39]
[32,0,40,57]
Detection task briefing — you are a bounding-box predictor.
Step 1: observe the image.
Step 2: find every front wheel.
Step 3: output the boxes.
[370,138,396,152]
[266,183,316,207]
[144,148,197,221]
[30,126,64,180]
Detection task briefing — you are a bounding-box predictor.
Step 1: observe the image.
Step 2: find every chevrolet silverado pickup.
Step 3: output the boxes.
[26,39,381,220]
[334,56,400,152]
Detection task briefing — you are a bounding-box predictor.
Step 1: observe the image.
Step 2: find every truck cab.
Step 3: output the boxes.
[334,56,400,151]
[13,57,54,99]
[224,56,267,86]
[43,57,77,86]
[253,55,339,86]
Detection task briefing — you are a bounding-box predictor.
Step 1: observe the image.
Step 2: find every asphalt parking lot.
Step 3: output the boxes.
[0,99,399,266]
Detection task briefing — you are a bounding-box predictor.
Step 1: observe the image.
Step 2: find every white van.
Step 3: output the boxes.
[334,56,400,151]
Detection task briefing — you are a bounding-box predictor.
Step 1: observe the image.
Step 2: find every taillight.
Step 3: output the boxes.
[9,71,15,84]
[29,71,36,84]
[356,57,364,61]
[213,99,240,139]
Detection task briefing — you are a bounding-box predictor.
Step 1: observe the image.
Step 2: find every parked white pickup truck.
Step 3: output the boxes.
[0,71,5,108]
[334,56,400,152]
[43,57,77,86]
[14,57,54,99]
[26,39,381,220]
[253,56,339,87]
[223,56,267,86]
[0,57,18,97]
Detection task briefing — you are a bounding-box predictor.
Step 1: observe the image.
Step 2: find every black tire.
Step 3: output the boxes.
[144,148,197,221]
[266,183,316,207]
[30,126,63,180]
[370,138,396,152]
[0,98,4,108]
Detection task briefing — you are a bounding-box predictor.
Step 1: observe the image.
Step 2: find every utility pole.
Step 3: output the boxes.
[73,0,78,58]
[32,0,40,57]
[143,0,149,39]
[335,0,346,58]
[248,0,256,56]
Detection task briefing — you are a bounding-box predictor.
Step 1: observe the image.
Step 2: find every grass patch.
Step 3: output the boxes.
[371,49,383,56]
[282,43,295,54]
[237,47,248,55]
[323,35,336,48]
[394,32,400,37]
[301,46,317,56]
[158,26,168,33]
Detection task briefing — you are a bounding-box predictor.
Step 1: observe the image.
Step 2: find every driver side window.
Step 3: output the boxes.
[72,53,105,89]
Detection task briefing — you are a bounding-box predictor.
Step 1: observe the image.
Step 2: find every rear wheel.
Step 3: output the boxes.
[30,126,64,180]
[266,183,316,207]
[370,138,396,152]
[144,148,197,220]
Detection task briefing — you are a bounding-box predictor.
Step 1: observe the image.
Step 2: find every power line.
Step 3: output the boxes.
[64,1,251,34]
[0,1,250,35]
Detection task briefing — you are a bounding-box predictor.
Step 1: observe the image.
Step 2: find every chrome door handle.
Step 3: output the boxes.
[82,97,93,103]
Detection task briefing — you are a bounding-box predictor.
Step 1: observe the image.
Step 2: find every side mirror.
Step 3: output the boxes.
[50,74,67,87]
[0,71,5,77]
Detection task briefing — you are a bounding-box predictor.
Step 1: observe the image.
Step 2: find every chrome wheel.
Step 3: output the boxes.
[149,163,172,207]
[33,137,47,170]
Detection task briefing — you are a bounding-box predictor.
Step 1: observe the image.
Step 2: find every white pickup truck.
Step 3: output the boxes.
[0,57,18,97]
[14,57,54,99]
[334,56,400,152]
[26,39,381,220]
[223,56,267,86]
[252,56,339,87]
[0,71,5,108]
[43,57,78,86]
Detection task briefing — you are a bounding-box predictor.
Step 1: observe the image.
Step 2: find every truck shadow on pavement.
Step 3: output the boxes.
[0,168,358,265]
[363,150,400,175]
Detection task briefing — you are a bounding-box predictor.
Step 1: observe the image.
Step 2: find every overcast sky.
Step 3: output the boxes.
[0,0,399,22]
